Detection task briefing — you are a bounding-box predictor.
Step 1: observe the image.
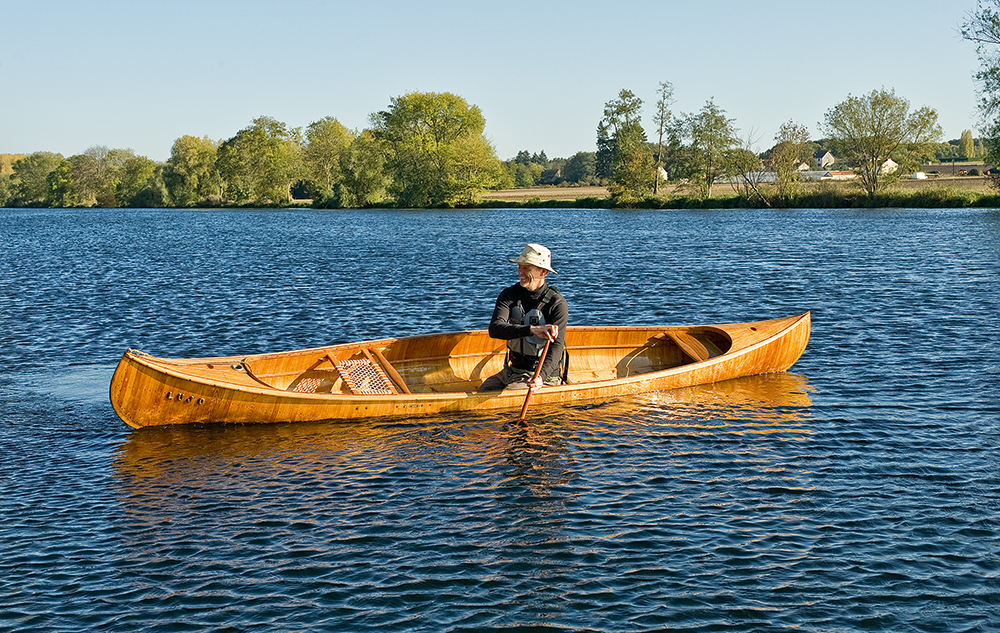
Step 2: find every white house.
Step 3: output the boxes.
[815,151,835,169]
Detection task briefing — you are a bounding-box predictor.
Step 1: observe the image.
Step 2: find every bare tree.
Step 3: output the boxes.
[726,130,771,207]
[652,81,674,194]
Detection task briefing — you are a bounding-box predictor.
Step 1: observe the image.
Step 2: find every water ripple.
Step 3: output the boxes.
[1,207,998,631]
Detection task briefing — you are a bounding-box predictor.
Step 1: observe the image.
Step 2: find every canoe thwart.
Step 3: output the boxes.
[365,347,412,394]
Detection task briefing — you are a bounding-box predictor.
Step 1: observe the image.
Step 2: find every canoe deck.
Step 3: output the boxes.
[110,313,810,428]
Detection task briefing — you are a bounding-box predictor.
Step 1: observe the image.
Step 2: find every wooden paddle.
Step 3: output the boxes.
[516,339,551,423]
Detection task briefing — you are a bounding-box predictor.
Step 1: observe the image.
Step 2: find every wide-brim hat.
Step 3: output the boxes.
[509,243,556,274]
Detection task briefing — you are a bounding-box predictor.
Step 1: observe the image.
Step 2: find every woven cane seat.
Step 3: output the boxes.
[335,359,397,395]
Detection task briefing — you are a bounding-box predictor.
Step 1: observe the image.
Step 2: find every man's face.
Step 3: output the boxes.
[517,263,547,289]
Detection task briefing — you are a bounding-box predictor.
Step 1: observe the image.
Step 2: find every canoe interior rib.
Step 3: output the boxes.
[110,313,810,428]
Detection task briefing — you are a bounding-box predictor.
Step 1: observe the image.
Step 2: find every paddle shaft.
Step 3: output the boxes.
[516,339,551,423]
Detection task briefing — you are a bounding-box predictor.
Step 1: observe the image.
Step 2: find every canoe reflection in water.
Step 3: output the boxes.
[112,372,814,486]
[108,371,814,569]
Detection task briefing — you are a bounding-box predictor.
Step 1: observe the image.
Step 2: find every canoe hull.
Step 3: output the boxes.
[110,313,810,429]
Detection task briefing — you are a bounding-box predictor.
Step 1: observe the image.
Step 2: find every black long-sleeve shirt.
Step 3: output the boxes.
[488,282,568,380]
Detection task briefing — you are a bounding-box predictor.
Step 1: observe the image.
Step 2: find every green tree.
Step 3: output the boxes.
[821,88,942,195]
[667,100,738,197]
[0,173,13,206]
[504,161,544,187]
[11,151,63,205]
[599,89,653,204]
[447,132,510,202]
[595,121,613,181]
[691,100,738,197]
[129,164,168,208]
[46,159,77,206]
[216,116,303,205]
[959,129,976,159]
[303,116,354,202]
[67,152,102,206]
[165,135,220,206]
[563,151,597,184]
[116,154,159,207]
[962,1,1000,169]
[372,91,505,207]
[0,154,22,203]
[652,81,674,194]
[44,148,140,207]
[84,146,117,207]
[60,146,132,207]
[770,120,811,202]
[935,142,960,162]
[337,129,389,208]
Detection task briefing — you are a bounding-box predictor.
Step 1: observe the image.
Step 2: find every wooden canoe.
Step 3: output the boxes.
[109,312,810,429]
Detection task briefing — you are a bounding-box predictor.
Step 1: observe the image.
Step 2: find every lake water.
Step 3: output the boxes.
[1,206,998,632]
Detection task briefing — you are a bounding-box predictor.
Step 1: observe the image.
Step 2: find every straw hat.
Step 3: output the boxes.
[509,243,556,274]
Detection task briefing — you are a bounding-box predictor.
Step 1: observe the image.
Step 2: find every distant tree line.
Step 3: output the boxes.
[0,92,508,209]
[0,78,992,209]
[501,150,600,188]
[962,0,1000,187]
[592,81,954,203]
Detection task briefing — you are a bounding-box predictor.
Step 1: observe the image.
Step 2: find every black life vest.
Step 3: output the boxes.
[507,287,557,357]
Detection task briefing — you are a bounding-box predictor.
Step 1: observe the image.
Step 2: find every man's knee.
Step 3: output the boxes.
[477,373,505,392]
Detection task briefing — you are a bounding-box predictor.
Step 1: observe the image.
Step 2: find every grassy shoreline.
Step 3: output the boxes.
[6,177,1000,211]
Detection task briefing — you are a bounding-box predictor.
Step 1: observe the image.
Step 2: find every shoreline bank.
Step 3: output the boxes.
[5,177,1000,210]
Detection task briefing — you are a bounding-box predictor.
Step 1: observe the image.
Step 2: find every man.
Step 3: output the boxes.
[478,243,568,392]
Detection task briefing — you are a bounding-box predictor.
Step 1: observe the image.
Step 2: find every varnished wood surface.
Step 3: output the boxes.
[109,313,810,428]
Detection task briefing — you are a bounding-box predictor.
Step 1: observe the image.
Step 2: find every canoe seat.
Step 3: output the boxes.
[290,371,339,393]
[335,359,398,395]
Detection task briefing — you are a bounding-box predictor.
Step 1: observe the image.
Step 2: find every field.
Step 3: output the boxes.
[481,175,997,204]
[482,186,609,202]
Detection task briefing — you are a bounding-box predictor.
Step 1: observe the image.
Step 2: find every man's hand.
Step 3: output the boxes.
[530,324,558,341]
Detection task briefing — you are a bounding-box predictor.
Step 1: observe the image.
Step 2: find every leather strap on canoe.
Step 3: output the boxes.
[240,359,278,389]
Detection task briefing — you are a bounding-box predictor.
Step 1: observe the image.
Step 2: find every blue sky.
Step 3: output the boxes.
[0,0,984,161]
